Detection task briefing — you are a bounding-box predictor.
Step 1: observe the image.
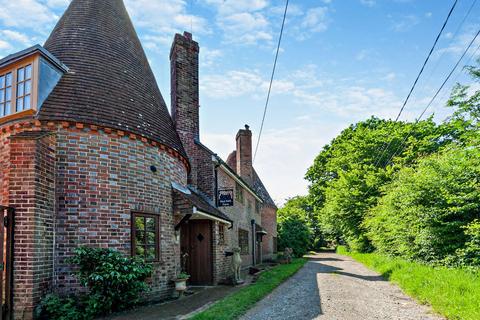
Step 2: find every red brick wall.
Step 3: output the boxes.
[1,121,189,318]
[0,127,11,206]
[8,131,56,320]
[53,127,187,299]
[261,205,277,261]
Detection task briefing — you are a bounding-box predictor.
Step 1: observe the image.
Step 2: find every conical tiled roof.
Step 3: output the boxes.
[40,0,186,157]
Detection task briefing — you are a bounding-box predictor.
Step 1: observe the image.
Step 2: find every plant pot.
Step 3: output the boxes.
[174,278,189,291]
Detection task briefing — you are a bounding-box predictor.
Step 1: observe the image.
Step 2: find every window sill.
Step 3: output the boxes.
[0,109,36,126]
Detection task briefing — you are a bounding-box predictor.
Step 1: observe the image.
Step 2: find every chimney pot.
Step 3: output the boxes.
[245,124,250,131]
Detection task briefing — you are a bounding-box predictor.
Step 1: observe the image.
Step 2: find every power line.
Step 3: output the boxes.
[253,0,289,163]
[384,31,480,167]
[422,0,478,84]
[370,0,459,169]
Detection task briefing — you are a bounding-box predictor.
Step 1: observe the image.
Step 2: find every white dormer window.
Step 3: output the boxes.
[0,59,37,120]
[0,45,68,124]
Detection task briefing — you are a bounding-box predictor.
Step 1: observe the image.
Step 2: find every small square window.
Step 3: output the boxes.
[132,212,160,262]
[238,229,249,255]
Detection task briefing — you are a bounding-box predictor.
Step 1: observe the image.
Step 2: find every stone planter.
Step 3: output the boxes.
[174,277,189,292]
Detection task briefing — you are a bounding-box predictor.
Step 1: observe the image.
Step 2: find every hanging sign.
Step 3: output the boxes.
[218,189,234,207]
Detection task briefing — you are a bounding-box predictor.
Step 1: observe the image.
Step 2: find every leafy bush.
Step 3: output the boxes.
[277,217,311,257]
[69,247,153,314]
[305,117,447,252]
[37,247,153,319]
[35,294,84,320]
[452,220,480,267]
[365,147,480,263]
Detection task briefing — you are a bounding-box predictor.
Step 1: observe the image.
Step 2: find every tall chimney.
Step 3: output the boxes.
[170,31,199,186]
[236,125,253,184]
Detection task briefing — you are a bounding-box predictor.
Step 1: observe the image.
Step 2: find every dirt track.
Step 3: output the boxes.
[241,252,443,320]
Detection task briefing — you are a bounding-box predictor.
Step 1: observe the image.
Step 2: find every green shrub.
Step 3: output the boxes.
[365,147,480,263]
[69,247,153,314]
[451,220,480,267]
[35,294,85,320]
[37,247,153,319]
[278,217,311,257]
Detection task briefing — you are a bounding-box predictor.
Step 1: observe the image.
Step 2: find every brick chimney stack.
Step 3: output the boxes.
[170,31,200,185]
[236,125,253,184]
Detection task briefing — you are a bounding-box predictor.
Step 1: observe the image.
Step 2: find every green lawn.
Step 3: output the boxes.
[190,258,307,320]
[337,246,480,320]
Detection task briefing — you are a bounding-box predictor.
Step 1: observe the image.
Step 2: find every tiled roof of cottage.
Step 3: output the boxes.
[172,183,232,224]
[227,150,277,208]
[40,0,186,157]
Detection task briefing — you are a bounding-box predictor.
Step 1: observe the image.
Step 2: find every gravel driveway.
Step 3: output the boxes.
[241,252,443,320]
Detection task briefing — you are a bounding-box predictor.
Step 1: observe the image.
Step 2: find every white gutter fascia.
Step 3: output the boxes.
[195,209,232,225]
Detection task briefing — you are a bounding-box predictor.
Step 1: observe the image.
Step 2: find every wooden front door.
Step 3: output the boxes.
[180,220,213,285]
[0,207,14,320]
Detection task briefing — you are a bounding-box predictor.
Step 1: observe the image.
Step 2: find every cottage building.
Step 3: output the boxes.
[0,0,277,319]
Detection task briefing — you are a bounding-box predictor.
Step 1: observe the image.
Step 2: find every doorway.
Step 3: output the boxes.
[180,220,213,285]
[0,206,14,320]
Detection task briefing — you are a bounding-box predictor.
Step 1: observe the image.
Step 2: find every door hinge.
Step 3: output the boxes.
[4,215,8,228]
[0,263,4,271]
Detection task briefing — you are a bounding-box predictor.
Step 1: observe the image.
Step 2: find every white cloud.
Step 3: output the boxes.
[204,0,268,15]
[391,15,420,32]
[0,0,58,31]
[1,30,31,45]
[382,72,396,81]
[0,40,12,50]
[125,0,210,36]
[436,26,480,58]
[201,47,223,67]
[301,7,329,33]
[360,0,376,7]
[355,49,370,61]
[45,0,70,8]
[217,12,272,45]
[201,65,407,120]
[201,70,264,98]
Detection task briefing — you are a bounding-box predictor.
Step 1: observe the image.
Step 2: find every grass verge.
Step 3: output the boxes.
[337,246,480,320]
[190,258,307,320]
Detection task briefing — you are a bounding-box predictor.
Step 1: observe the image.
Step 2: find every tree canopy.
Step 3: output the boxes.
[278,61,480,267]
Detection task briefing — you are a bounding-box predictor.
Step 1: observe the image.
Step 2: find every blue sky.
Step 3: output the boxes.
[1,0,479,204]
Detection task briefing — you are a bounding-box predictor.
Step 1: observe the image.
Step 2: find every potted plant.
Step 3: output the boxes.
[174,272,190,293]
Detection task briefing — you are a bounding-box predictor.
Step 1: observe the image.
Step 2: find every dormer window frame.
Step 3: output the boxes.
[0,55,39,124]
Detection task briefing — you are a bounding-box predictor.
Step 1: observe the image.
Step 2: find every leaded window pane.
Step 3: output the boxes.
[25,65,32,79]
[25,80,31,94]
[5,87,11,101]
[16,98,23,112]
[5,73,12,86]
[17,82,24,97]
[17,68,24,82]
[24,95,31,109]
